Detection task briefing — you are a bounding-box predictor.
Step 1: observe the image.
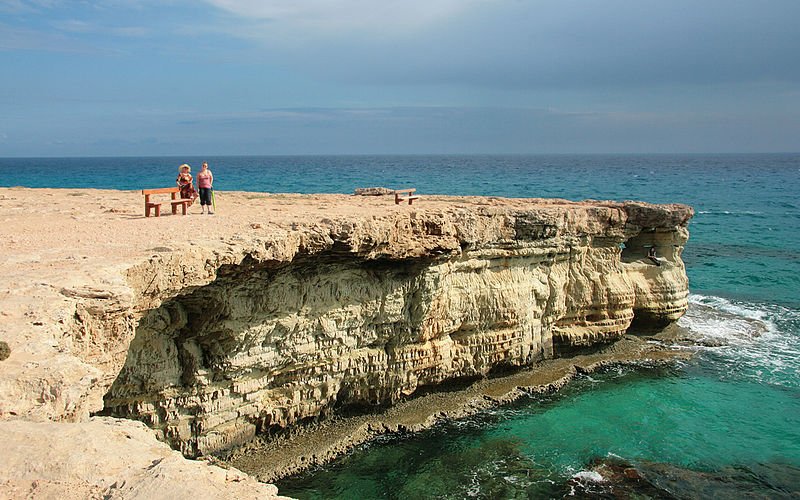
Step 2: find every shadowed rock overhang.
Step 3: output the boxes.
[97,200,693,457]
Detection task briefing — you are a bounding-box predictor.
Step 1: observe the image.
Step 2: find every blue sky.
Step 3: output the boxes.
[1,0,799,156]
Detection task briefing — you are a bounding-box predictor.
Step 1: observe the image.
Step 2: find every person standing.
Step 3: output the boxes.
[197,161,214,214]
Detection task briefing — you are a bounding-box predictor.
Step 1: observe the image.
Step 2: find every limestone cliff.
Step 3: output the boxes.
[94,199,692,457]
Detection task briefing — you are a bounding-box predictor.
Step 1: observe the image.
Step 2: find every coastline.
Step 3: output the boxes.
[0,187,692,498]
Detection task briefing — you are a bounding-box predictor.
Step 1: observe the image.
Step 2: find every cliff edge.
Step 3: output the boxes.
[0,188,692,496]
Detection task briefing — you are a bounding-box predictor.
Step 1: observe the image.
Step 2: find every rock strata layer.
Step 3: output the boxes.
[104,198,691,457]
[0,189,691,495]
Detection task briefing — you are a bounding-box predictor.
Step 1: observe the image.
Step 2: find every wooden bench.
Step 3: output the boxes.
[394,188,420,205]
[142,187,193,217]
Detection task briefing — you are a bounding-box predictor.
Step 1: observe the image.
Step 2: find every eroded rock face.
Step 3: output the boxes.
[101,201,692,456]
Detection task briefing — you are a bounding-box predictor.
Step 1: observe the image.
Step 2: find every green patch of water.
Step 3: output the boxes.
[277,363,800,499]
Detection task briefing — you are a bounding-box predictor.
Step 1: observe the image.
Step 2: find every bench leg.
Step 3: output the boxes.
[155,205,160,217]
[145,204,150,217]
[181,202,188,215]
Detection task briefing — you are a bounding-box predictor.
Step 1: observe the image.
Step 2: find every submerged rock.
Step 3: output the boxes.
[569,456,800,499]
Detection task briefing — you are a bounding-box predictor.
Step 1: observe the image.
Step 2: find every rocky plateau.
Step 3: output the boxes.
[0,188,692,498]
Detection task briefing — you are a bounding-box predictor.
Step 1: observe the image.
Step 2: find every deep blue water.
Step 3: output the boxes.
[2,154,799,497]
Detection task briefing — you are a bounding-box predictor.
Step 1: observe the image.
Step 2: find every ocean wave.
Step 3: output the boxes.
[677,294,800,387]
[696,210,765,217]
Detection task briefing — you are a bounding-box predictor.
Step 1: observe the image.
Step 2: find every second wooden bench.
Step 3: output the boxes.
[394,188,420,205]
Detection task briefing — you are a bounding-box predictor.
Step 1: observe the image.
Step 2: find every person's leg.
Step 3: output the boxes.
[200,188,209,212]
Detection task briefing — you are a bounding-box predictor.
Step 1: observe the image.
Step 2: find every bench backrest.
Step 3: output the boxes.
[142,187,180,195]
[394,188,416,194]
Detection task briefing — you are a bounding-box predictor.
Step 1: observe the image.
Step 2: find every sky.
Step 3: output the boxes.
[1,0,799,156]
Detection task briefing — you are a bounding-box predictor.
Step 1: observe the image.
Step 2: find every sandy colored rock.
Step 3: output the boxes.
[0,418,287,499]
[0,187,692,495]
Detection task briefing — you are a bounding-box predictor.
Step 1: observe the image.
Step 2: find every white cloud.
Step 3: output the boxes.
[51,19,94,33]
[0,22,91,52]
[205,0,493,36]
[0,0,27,13]
[0,0,56,13]
[51,19,149,37]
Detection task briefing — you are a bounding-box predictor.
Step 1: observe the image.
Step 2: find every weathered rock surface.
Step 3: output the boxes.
[0,418,286,499]
[354,186,394,196]
[0,188,692,495]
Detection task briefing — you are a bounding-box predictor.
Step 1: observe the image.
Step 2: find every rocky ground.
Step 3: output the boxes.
[0,187,692,498]
[1,418,284,499]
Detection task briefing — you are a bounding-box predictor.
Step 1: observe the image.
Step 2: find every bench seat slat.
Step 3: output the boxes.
[142,187,181,195]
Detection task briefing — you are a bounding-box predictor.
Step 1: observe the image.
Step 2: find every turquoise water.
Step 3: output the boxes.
[277,364,800,498]
[2,154,799,496]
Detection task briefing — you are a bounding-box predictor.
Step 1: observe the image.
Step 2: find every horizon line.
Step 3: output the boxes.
[1,151,798,160]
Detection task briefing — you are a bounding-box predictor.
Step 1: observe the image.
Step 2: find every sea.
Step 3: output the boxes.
[2,154,799,498]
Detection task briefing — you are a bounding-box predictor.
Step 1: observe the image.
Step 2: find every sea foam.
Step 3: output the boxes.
[678,294,800,387]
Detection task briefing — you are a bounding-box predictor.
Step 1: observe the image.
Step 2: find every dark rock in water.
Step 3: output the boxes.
[0,341,9,361]
[568,456,800,499]
[567,457,669,498]
[353,187,393,196]
[690,338,728,347]
[640,461,800,500]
